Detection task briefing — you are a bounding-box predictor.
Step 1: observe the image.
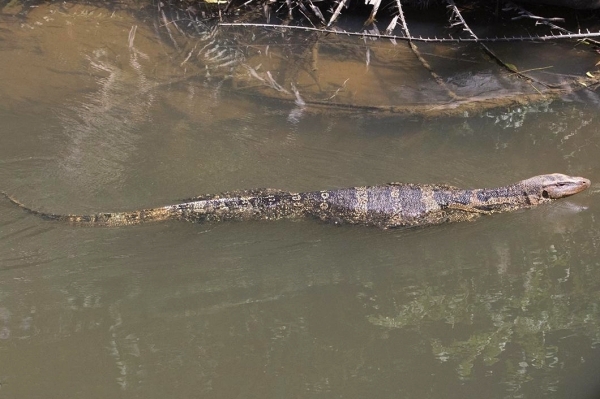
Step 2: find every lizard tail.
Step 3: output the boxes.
[2,192,176,227]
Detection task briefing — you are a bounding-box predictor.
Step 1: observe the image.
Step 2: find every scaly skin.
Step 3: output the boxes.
[2,174,590,229]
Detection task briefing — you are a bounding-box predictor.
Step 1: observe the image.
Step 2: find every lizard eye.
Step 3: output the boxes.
[542,190,549,199]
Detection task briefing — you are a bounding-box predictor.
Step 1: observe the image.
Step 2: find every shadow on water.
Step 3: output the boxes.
[0,0,600,398]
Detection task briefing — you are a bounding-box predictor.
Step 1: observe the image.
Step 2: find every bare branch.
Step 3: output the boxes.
[218,22,600,43]
[365,0,382,26]
[385,15,399,35]
[504,1,600,45]
[327,0,348,27]
[307,0,326,24]
[395,0,409,38]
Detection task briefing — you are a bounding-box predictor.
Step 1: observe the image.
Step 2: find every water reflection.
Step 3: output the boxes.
[56,31,156,191]
[366,216,599,396]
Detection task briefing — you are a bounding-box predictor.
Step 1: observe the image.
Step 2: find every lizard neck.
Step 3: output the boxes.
[452,184,534,212]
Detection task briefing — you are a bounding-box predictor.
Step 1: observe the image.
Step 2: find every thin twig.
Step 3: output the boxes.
[296,2,318,28]
[505,1,600,46]
[308,0,326,24]
[326,78,349,100]
[218,22,600,42]
[512,15,564,22]
[160,8,181,50]
[517,65,554,73]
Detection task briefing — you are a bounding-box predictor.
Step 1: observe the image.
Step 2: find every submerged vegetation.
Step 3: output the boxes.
[150,0,600,116]
[2,0,600,116]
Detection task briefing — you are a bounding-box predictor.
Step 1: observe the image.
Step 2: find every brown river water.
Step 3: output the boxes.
[1,2,600,398]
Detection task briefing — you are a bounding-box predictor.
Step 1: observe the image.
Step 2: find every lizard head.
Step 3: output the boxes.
[520,173,591,204]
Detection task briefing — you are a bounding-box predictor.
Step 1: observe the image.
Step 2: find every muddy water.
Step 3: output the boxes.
[1,3,600,398]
